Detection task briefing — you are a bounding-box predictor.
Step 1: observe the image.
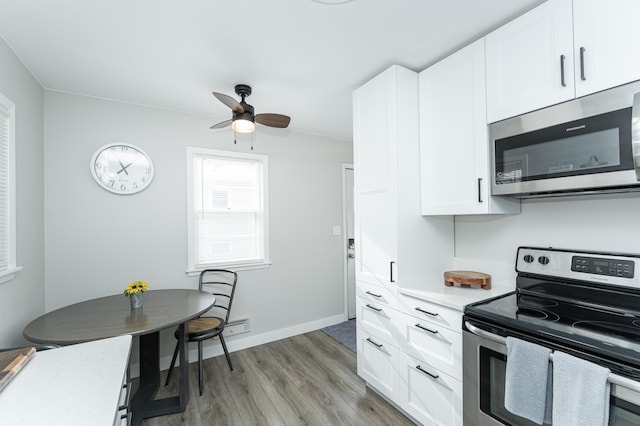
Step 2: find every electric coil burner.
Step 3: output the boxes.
[463,247,640,426]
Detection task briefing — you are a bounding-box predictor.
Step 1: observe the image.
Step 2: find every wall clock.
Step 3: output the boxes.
[90,143,154,194]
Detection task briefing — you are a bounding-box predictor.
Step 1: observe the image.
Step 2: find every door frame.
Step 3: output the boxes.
[341,163,354,321]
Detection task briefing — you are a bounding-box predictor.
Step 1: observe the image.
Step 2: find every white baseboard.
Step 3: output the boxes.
[129,313,346,376]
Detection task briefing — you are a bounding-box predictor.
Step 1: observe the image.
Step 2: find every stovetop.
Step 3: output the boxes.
[464,246,640,373]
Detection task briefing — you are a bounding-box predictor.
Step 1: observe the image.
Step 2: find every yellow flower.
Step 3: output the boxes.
[124,280,149,296]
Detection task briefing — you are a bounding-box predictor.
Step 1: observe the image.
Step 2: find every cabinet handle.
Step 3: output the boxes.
[477,177,483,203]
[580,47,586,81]
[415,307,439,316]
[365,290,382,298]
[366,337,383,348]
[416,365,439,379]
[415,323,438,334]
[390,261,395,283]
[560,54,566,87]
[366,304,382,312]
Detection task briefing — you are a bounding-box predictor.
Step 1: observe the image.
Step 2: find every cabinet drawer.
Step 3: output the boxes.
[357,281,398,309]
[357,329,399,401]
[397,311,462,380]
[356,297,399,344]
[398,293,461,331]
[399,351,462,426]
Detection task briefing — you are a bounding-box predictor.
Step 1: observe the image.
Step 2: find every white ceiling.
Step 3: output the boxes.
[0,0,545,141]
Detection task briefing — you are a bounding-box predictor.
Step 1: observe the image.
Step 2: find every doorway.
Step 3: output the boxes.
[342,164,355,319]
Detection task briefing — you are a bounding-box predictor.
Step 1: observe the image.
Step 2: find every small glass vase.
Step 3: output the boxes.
[130,292,143,309]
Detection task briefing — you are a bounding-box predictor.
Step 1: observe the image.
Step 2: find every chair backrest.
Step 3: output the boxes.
[199,269,238,324]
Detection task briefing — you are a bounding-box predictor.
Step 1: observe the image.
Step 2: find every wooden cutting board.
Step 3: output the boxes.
[444,270,492,290]
[0,347,36,392]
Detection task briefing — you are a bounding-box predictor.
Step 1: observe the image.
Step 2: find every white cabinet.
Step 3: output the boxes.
[486,0,574,123]
[357,328,401,402]
[398,351,463,426]
[354,64,455,424]
[353,64,453,291]
[396,294,463,425]
[419,38,520,215]
[572,0,640,98]
[487,0,640,123]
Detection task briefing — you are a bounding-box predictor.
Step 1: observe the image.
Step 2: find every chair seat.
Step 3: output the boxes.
[174,317,225,341]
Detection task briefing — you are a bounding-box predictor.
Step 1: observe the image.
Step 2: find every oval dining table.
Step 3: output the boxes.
[23,289,215,426]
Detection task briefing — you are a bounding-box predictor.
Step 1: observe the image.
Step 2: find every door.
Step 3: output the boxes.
[353,66,399,288]
[485,0,574,123]
[573,0,640,98]
[343,165,356,319]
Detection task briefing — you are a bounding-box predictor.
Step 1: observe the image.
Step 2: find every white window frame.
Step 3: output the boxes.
[0,93,21,284]
[186,147,270,275]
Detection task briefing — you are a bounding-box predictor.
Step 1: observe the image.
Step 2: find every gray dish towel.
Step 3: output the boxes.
[504,337,552,425]
[552,351,610,426]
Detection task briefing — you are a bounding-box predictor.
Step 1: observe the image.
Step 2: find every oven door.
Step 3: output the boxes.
[463,320,640,426]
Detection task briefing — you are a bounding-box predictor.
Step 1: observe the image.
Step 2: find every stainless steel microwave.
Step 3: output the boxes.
[491,80,640,198]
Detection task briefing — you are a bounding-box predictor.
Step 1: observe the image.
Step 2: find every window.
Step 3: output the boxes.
[0,93,19,284]
[187,147,269,273]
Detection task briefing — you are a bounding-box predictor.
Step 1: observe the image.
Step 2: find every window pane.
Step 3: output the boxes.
[0,105,9,271]
[188,147,268,270]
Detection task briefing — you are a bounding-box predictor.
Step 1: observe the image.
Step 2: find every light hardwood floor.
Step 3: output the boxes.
[141,330,414,425]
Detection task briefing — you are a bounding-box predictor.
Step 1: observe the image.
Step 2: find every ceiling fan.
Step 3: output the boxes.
[210,84,291,135]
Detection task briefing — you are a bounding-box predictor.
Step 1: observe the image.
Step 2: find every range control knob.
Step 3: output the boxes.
[538,256,550,265]
[523,254,534,263]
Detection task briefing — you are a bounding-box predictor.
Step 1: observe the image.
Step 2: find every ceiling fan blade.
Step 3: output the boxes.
[210,119,233,129]
[212,92,244,113]
[255,113,291,128]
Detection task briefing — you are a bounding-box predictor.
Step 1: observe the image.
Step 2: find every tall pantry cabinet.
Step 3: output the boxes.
[352,65,454,421]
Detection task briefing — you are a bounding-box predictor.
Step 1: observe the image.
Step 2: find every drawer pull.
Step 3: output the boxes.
[415,323,438,334]
[416,365,439,379]
[365,290,383,298]
[415,307,439,316]
[366,304,382,312]
[366,337,383,348]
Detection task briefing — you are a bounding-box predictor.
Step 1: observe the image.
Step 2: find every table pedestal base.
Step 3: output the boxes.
[130,323,188,426]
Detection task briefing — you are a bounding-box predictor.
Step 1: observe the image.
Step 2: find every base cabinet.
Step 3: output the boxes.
[357,328,400,402]
[399,351,463,426]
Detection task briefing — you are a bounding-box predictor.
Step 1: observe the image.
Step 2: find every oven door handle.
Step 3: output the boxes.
[465,321,505,345]
[464,321,640,394]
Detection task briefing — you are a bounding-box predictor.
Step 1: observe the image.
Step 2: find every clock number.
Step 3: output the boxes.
[141,176,146,183]
[109,180,115,188]
[96,162,103,170]
[145,167,151,175]
[120,184,126,191]
[120,146,129,152]
[133,182,138,189]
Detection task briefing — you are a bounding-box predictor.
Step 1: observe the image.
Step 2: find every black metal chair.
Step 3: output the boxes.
[165,269,238,395]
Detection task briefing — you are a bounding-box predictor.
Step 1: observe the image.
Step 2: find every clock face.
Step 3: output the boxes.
[90,143,154,194]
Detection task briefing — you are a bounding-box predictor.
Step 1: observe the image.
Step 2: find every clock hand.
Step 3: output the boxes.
[117,159,137,175]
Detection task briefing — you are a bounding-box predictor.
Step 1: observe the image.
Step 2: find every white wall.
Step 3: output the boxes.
[44,91,353,362]
[455,193,640,264]
[0,37,45,347]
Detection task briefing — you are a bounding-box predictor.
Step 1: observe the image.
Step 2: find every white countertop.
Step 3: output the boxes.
[399,283,515,311]
[0,335,132,425]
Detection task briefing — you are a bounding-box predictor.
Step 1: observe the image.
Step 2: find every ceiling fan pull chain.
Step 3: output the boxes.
[234,130,237,145]
[251,133,254,150]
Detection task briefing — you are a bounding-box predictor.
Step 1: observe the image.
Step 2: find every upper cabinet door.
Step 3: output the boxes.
[419,39,520,215]
[420,39,487,215]
[486,0,574,123]
[573,0,640,98]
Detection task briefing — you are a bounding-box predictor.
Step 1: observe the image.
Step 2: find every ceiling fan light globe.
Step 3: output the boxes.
[232,119,256,133]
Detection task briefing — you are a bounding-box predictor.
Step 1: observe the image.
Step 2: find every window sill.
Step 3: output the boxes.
[0,266,23,284]
[186,260,272,276]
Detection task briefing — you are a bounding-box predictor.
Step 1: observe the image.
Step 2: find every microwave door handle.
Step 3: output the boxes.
[560,54,567,87]
[477,178,483,203]
[633,92,640,181]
